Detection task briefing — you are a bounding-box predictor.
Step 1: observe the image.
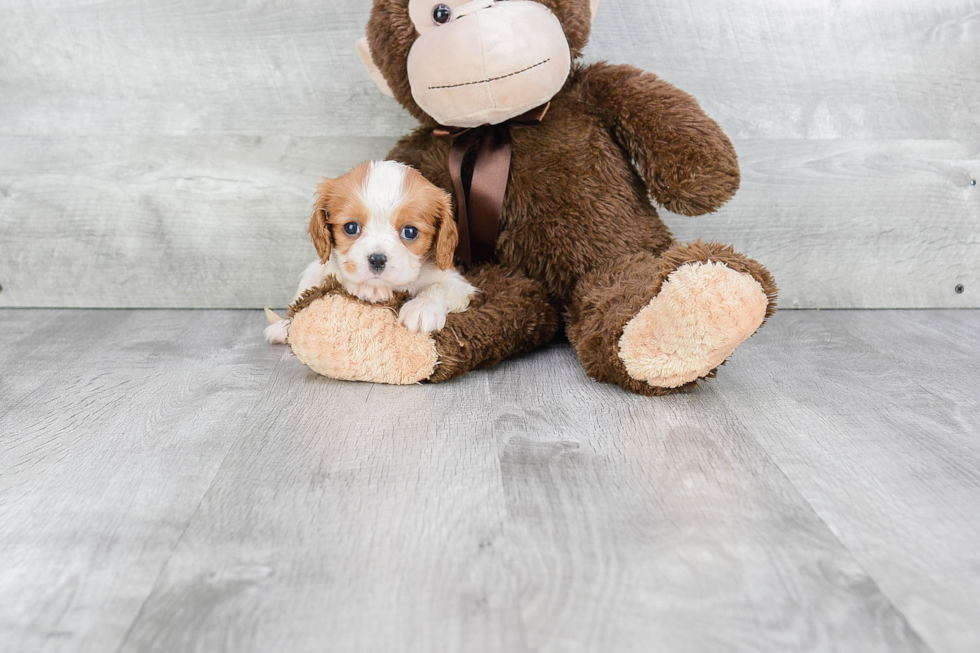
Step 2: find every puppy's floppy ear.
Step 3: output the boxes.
[434,189,458,271]
[356,37,394,98]
[309,178,335,264]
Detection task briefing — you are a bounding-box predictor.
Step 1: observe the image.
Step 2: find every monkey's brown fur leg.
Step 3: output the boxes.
[429,264,559,382]
[566,241,778,396]
[287,266,558,385]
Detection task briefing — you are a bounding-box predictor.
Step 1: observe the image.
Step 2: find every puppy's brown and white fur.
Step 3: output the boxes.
[265,161,476,344]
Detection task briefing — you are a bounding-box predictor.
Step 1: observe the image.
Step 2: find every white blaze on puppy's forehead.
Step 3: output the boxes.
[360,206,402,245]
[358,161,409,220]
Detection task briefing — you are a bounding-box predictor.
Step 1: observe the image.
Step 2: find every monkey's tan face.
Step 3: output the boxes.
[406,0,572,128]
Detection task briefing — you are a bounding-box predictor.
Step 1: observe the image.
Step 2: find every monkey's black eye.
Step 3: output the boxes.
[343,222,361,236]
[432,4,453,25]
[401,225,420,241]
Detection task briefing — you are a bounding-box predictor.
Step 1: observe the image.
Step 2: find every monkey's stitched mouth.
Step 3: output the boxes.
[428,59,551,90]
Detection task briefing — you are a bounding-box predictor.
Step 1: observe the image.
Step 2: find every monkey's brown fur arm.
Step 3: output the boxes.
[579,62,740,217]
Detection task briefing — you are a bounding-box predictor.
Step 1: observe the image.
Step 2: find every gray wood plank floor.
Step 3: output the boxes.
[0,309,978,653]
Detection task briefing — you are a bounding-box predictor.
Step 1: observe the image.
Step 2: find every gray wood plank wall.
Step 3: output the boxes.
[0,0,977,308]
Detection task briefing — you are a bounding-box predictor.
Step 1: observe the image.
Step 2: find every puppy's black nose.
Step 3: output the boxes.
[368,253,387,272]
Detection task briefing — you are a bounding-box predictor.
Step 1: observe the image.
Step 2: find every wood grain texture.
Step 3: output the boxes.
[1,0,978,308]
[0,310,285,653]
[589,0,980,141]
[0,310,125,415]
[6,309,980,652]
[0,135,386,308]
[1,0,976,140]
[667,139,978,309]
[487,347,931,653]
[114,347,524,653]
[715,310,980,653]
[1,137,975,309]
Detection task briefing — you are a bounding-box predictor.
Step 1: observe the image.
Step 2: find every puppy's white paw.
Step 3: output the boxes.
[348,282,394,304]
[264,319,290,345]
[399,297,448,333]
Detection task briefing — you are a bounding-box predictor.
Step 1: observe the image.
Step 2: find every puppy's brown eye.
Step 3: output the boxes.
[343,222,360,236]
[432,4,452,25]
[401,225,419,240]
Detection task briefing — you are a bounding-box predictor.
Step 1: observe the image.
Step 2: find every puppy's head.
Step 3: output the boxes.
[309,161,457,287]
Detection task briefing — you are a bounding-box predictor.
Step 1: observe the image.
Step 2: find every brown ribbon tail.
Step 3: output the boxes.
[436,102,550,267]
[468,127,512,264]
[446,129,477,266]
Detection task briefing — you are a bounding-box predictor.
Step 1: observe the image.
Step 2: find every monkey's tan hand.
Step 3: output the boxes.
[289,291,438,385]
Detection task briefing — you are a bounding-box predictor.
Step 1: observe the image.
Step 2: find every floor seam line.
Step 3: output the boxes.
[113,332,292,653]
[721,393,940,653]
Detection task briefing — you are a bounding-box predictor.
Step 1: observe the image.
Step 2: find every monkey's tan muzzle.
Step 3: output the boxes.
[406,1,572,128]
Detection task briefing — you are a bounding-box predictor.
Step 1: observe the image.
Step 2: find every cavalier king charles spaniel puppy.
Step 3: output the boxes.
[265,161,476,344]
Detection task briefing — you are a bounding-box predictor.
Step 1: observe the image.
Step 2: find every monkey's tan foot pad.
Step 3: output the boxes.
[618,261,769,390]
[289,294,437,385]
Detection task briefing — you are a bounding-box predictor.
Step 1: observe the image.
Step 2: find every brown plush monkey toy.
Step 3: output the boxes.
[287,0,778,395]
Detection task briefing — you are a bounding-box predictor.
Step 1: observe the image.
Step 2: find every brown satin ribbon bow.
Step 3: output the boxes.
[434,103,550,266]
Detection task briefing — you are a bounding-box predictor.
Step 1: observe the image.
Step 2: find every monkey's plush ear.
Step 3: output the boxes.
[434,191,458,271]
[309,178,334,264]
[356,37,394,98]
